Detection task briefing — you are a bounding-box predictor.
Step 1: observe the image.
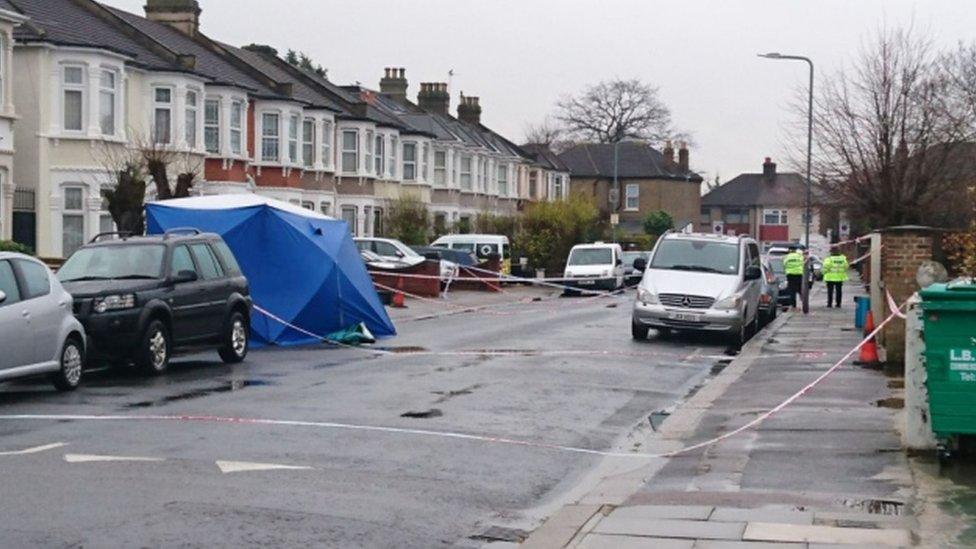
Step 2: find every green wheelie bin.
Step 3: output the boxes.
[920,280,976,459]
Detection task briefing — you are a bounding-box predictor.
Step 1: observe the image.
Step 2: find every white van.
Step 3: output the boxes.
[563,242,625,292]
[430,234,511,274]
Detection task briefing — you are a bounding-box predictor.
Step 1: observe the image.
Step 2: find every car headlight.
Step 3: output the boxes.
[93,294,136,313]
[713,293,743,310]
[778,280,788,289]
[637,287,659,304]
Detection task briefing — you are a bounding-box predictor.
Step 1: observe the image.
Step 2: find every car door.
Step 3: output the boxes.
[744,243,762,322]
[189,242,227,339]
[13,259,61,366]
[372,240,402,262]
[0,260,30,371]
[168,244,210,343]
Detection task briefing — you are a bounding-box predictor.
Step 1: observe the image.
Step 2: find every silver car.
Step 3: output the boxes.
[631,232,764,347]
[0,252,86,391]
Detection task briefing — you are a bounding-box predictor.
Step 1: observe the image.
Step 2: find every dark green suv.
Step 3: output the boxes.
[58,229,251,374]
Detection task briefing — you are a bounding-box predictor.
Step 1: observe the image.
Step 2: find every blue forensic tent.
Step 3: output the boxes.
[145,194,395,347]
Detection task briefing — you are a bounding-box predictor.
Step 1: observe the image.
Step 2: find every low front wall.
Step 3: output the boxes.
[368,260,440,298]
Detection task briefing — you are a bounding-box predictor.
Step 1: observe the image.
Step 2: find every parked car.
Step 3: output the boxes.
[758,258,780,325]
[0,252,86,391]
[765,255,814,307]
[360,249,415,270]
[58,230,251,374]
[765,241,806,255]
[563,242,625,293]
[621,250,651,286]
[632,232,764,346]
[412,246,477,267]
[809,254,824,281]
[430,234,511,274]
[354,237,426,267]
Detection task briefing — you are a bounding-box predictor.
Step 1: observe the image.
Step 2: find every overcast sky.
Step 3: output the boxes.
[104,0,976,183]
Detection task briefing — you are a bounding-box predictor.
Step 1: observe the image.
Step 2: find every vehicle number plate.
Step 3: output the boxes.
[578,279,595,285]
[668,312,701,322]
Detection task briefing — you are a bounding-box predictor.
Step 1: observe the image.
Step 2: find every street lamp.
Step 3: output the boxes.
[759,52,814,314]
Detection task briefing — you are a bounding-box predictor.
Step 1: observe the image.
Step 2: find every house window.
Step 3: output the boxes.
[763,209,788,225]
[625,184,639,210]
[402,142,417,181]
[99,193,114,234]
[341,206,358,235]
[699,207,711,224]
[554,174,563,199]
[152,87,173,144]
[301,201,314,211]
[0,35,4,106]
[320,202,331,216]
[363,206,372,236]
[475,157,482,190]
[460,155,472,190]
[434,151,447,186]
[373,207,384,237]
[184,90,199,148]
[341,130,358,174]
[62,187,85,257]
[288,114,299,164]
[388,136,398,178]
[528,170,537,197]
[98,69,116,136]
[723,208,748,224]
[421,143,429,181]
[230,100,243,154]
[302,118,315,168]
[497,164,508,196]
[374,134,384,176]
[365,131,374,175]
[321,121,333,168]
[204,99,220,153]
[63,66,85,132]
[261,112,280,162]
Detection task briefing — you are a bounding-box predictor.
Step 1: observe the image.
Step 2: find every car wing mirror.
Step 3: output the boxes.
[0,290,6,304]
[173,270,198,283]
[745,266,762,281]
[633,258,647,271]
[616,258,623,266]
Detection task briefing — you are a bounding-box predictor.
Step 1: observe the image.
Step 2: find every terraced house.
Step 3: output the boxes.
[1,0,562,259]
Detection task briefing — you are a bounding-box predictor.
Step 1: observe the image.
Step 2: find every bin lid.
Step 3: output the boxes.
[920,279,976,304]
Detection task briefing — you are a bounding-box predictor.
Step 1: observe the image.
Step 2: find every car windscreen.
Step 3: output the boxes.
[649,240,739,275]
[58,244,166,282]
[621,252,647,263]
[568,248,613,266]
[400,245,422,258]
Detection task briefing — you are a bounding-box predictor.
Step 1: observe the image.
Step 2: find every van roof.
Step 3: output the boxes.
[571,242,621,249]
[660,231,748,245]
[432,234,509,243]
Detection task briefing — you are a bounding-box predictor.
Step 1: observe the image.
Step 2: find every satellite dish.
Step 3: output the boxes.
[916,260,948,288]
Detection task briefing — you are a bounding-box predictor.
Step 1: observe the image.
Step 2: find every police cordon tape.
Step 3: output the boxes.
[0,300,907,460]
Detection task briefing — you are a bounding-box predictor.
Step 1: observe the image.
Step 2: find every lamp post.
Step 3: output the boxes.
[758,52,814,314]
[611,139,622,243]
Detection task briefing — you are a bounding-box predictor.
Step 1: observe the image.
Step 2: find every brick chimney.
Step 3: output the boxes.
[662,140,675,169]
[458,93,481,125]
[417,82,450,115]
[380,67,408,104]
[762,157,777,181]
[145,0,201,36]
[678,141,689,172]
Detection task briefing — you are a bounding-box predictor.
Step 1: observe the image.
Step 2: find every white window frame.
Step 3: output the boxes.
[152,86,174,145]
[302,118,315,168]
[497,163,508,196]
[341,206,358,236]
[184,89,199,149]
[341,130,359,174]
[421,143,429,181]
[460,155,473,190]
[288,114,299,164]
[434,150,447,186]
[365,130,374,175]
[230,100,244,155]
[402,142,417,181]
[98,68,116,136]
[204,98,220,154]
[62,186,86,257]
[762,209,788,225]
[625,183,639,211]
[321,120,333,169]
[554,174,563,199]
[388,136,398,179]
[261,112,280,162]
[62,65,86,133]
[374,134,384,177]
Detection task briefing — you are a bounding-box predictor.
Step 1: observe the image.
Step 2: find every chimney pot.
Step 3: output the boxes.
[678,142,689,172]
[144,0,201,36]
[458,94,482,125]
[380,67,409,103]
[762,157,777,180]
[418,81,451,115]
[663,140,675,168]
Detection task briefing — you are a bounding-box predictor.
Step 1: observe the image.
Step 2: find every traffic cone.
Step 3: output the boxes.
[392,277,406,308]
[856,310,880,365]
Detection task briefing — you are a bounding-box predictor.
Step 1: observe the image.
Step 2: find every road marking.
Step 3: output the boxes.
[64,453,164,463]
[0,442,67,456]
[216,460,312,474]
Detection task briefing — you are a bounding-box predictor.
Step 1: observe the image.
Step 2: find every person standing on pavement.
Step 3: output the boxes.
[783,245,805,311]
[823,242,850,308]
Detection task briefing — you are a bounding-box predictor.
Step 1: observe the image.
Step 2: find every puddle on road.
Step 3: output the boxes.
[375,346,429,354]
[649,410,670,431]
[123,379,275,409]
[841,498,906,516]
[874,397,905,409]
[400,408,443,419]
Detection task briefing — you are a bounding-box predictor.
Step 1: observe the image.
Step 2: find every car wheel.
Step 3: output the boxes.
[218,311,249,364]
[51,337,84,392]
[632,320,650,340]
[727,320,747,348]
[137,320,170,375]
[657,327,672,339]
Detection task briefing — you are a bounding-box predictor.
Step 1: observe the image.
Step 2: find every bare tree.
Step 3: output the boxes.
[523,117,564,147]
[555,79,679,143]
[802,28,976,228]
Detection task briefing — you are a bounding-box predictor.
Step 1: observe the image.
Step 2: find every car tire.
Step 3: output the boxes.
[50,337,84,392]
[727,320,747,349]
[218,311,249,364]
[657,327,672,339]
[632,320,650,341]
[137,320,171,375]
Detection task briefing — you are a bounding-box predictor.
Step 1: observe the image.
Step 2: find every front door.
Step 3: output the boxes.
[0,260,30,370]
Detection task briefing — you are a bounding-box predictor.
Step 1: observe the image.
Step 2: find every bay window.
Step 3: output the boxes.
[374,134,384,176]
[321,121,333,168]
[528,171,538,197]
[388,136,398,178]
[261,112,280,162]
[185,90,198,148]
[434,151,447,186]
[421,143,429,181]
[554,175,563,199]
[288,114,299,164]
[63,66,85,132]
[460,155,472,190]
[152,86,173,144]
[341,130,358,174]
[365,130,374,175]
[98,69,116,136]
[402,142,417,180]
[497,164,508,196]
[230,100,244,154]
[302,118,315,168]
[62,187,85,257]
[204,99,220,153]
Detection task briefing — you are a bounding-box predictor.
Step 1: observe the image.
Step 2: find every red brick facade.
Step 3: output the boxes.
[880,227,937,365]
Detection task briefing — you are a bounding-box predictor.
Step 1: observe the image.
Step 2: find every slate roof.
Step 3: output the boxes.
[558,142,702,182]
[701,170,807,207]
[521,143,568,171]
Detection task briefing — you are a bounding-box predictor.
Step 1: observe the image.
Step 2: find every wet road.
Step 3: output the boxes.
[0,288,729,547]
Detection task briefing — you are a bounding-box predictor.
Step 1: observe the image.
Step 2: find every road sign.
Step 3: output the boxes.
[610,214,619,226]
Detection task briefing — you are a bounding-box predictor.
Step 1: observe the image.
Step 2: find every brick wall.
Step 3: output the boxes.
[880,227,935,365]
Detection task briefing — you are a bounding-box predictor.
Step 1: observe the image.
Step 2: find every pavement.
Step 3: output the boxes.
[0,285,733,547]
[523,280,924,548]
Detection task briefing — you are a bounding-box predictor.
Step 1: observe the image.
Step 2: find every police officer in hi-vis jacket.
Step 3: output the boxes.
[822,241,850,308]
